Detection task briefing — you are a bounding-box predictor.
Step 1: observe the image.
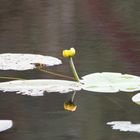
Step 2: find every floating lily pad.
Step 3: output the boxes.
[80,72,140,93]
[0,79,82,96]
[107,121,140,133]
[0,53,62,70]
[0,72,140,96]
[0,120,13,132]
[132,93,140,105]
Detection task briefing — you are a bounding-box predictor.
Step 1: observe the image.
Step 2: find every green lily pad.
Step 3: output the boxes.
[0,79,81,96]
[0,53,62,70]
[132,93,140,105]
[0,120,13,132]
[80,72,140,93]
[107,121,140,133]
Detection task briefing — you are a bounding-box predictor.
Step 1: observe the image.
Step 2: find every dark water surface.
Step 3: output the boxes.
[0,0,140,139]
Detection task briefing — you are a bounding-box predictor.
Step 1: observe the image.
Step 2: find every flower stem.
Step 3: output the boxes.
[69,57,80,82]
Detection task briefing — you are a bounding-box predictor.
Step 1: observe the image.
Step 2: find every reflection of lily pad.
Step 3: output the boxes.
[80,72,140,93]
[0,53,62,70]
[0,120,13,132]
[107,121,140,133]
[132,93,140,105]
[0,79,81,96]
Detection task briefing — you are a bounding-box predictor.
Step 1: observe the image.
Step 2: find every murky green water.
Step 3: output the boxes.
[0,0,140,139]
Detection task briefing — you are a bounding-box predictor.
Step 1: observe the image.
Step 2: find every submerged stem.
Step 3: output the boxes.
[0,76,23,80]
[37,68,74,80]
[69,57,80,82]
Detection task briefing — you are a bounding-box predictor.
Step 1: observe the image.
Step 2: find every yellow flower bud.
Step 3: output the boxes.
[62,48,76,57]
[64,101,77,111]
[69,48,76,57]
[63,50,70,57]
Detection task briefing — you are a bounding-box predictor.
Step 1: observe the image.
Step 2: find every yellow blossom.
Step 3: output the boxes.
[62,50,70,57]
[62,48,76,57]
[69,48,76,57]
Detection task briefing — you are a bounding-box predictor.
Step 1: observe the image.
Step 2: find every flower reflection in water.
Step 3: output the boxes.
[64,91,77,112]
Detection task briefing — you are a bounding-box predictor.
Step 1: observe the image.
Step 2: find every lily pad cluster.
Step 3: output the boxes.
[0,49,139,106]
[0,48,140,131]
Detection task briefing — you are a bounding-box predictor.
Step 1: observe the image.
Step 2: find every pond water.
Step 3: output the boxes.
[0,0,140,139]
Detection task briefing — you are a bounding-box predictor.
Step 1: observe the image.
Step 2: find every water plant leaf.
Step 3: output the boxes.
[0,79,81,96]
[107,121,140,133]
[0,120,13,132]
[80,72,140,93]
[132,93,140,105]
[0,53,62,70]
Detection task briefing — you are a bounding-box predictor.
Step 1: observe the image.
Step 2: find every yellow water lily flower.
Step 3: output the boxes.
[62,48,76,57]
[62,50,70,57]
[64,101,77,111]
[69,48,76,56]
